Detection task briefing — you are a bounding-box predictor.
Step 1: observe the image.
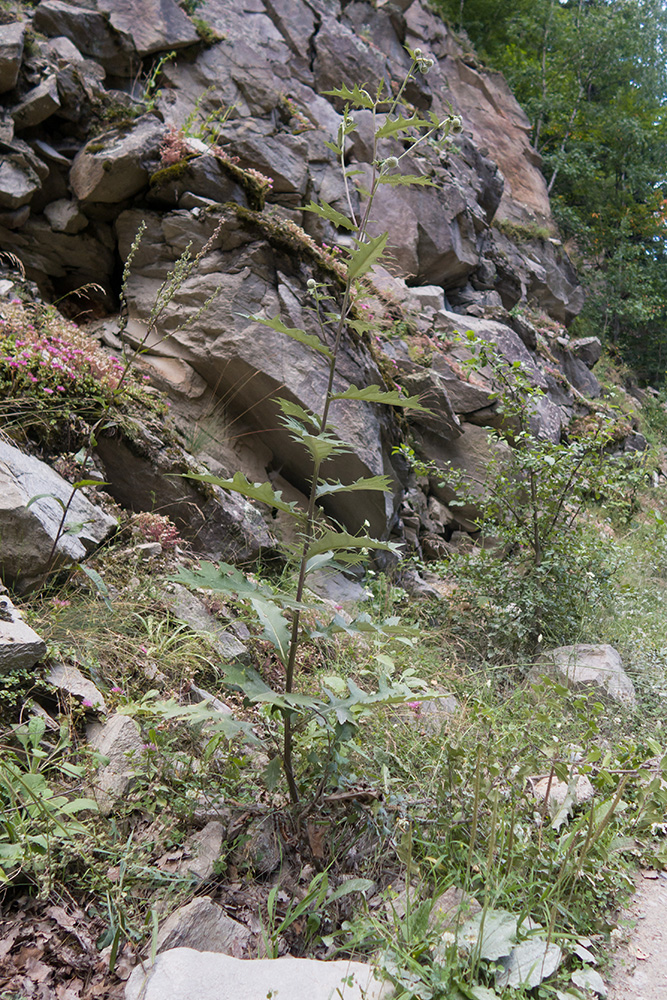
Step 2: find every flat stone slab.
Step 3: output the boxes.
[125,949,391,1000]
[0,592,47,671]
[47,661,107,712]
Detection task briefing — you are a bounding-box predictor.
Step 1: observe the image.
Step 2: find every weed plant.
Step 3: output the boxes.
[176,53,464,804]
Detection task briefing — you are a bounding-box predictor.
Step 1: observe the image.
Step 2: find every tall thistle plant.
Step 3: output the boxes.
[177,52,463,804]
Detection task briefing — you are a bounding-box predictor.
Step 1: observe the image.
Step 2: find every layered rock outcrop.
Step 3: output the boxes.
[0,0,608,563]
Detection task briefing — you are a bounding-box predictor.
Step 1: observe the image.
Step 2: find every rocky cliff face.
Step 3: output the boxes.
[0,0,612,562]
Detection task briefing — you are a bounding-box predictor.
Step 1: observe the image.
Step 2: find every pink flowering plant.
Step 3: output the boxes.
[0,299,158,449]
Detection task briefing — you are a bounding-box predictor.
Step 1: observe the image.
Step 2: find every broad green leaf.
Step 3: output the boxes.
[323,84,375,109]
[174,561,260,598]
[324,139,343,156]
[26,493,66,511]
[331,383,430,411]
[316,475,393,497]
[347,232,388,280]
[307,530,401,560]
[58,797,99,815]
[376,113,431,138]
[301,199,355,231]
[327,878,375,903]
[172,563,309,611]
[185,471,301,515]
[62,521,86,537]
[72,479,109,489]
[459,909,518,960]
[250,314,333,358]
[78,564,113,609]
[222,664,274,699]
[264,756,283,790]
[140,694,260,743]
[496,940,562,989]
[378,173,434,186]
[250,597,290,664]
[305,551,337,574]
[346,319,375,336]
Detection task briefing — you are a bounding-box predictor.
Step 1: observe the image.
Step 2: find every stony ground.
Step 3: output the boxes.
[608,871,667,1000]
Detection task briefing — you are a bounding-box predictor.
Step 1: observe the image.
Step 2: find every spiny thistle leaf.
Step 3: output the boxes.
[307,530,402,560]
[378,173,434,187]
[184,472,302,515]
[302,433,350,463]
[302,199,356,231]
[316,475,393,497]
[275,397,321,429]
[347,232,388,280]
[331,383,430,411]
[249,314,333,358]
[323,83,375,109]
[375,113,432,138]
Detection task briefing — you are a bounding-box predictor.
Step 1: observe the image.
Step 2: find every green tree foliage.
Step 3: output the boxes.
[435,0,667,381]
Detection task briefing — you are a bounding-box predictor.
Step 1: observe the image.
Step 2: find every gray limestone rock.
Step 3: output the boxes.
[0,215,116,299]
[306,569,371,606]
[0,156,42,210]
[0,593,47,672]
[70,116,166,204]
[11,76,61,130]
[0,440,117,590]
[47,661,107,713]
[87,713,144,814]
[44,198,89,233]
[32,0,135,76]
[0,21,26,94]
[155,897,250,956]
[569,336,602,369]
[97,0,200,58]
[114,206,402,539]
[125,949,391,1000]
[535,644,636,707]
[164,584,249,661]
[179,823,225,881]
[0,204,30,229]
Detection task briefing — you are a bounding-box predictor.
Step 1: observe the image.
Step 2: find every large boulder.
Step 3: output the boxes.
[0,440,117,590]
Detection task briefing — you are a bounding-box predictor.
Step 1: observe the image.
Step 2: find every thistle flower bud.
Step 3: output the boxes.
[307,278,317,290]
[450,116,463,134]
[413,47,423,58]
[382,155,399,171]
